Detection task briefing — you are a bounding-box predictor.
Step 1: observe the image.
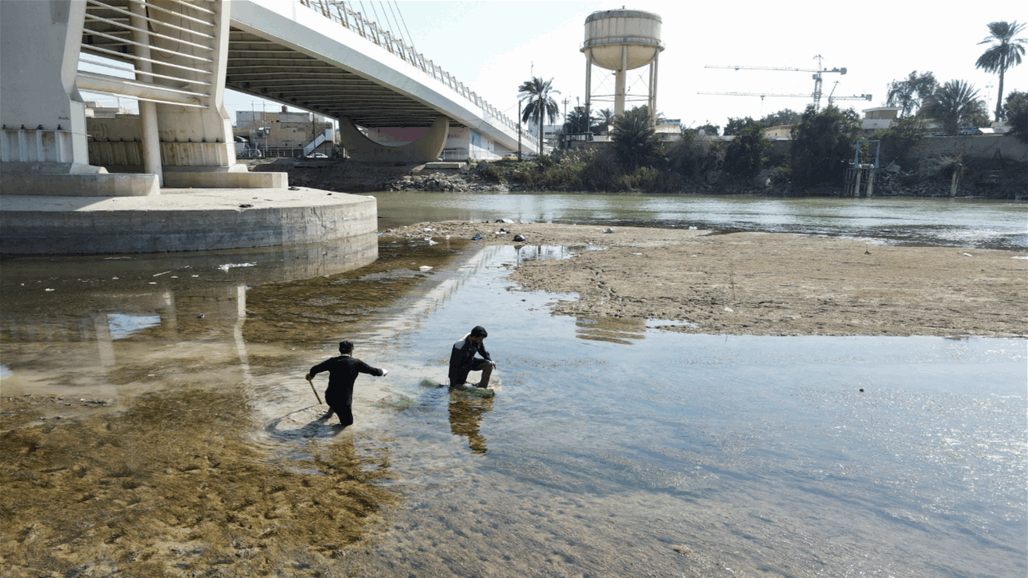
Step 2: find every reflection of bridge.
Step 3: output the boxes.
[1,0,535,198]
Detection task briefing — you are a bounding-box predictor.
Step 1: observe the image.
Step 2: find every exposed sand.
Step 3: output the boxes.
[386,221,1028,338]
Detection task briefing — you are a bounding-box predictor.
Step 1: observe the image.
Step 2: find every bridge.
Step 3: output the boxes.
[1,0,536,197]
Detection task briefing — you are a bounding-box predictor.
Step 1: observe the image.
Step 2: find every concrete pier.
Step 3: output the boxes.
[0,187,377,255]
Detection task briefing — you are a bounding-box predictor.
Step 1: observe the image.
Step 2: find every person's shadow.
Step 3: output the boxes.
[448,391,493,454]
[265,406,351,441]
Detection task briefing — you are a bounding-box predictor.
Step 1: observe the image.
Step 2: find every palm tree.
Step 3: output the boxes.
[596,108,615,134]
[612,106,660,170]
[562,108,594,135]
[975,21,1026,122]
[518,77,560,156]
[921,80,984,135]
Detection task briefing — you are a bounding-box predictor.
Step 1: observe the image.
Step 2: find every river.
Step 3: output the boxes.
[376,191,1028,251]
[1,193,1025,577]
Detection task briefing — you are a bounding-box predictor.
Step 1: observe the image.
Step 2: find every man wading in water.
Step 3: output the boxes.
[449,326,496,388]
[306,340,388,428]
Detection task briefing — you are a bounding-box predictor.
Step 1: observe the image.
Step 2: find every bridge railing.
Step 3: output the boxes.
[297,0,536,148]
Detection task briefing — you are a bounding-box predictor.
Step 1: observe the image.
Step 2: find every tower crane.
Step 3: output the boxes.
[696,87,871,109]
[825,80,872,107]
[705,55,847,111]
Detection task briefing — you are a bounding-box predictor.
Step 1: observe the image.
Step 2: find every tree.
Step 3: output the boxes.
[759,108,802,128]
[563,108,594,135]
[723,117,748,136]
[518,77,560,156]
[723,118,770,176]
[975,21,1026,122]
[612,106,660,170]
[875,116,929,165]
[921,80,985,135]
[790,105,861,187]
[695,123,720,136]
[595,108,615,134]
[886,71,939,117]
[1004,90,1028,144]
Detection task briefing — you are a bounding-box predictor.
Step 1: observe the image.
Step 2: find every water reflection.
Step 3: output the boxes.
[574,316,647,345]
[0,235,377,394]
[448,393,494,454]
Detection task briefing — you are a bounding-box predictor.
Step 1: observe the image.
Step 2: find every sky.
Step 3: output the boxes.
[93,0,1028,130]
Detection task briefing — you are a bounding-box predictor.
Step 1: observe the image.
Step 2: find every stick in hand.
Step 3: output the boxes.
[305,375,323,404]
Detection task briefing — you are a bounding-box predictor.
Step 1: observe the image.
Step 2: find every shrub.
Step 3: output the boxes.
[790,105,861,187]
[612,107,660,171]
[723,118,771,176]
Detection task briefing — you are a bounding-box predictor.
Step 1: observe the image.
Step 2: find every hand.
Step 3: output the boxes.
[305,373,313,381]
[382,369,389,377]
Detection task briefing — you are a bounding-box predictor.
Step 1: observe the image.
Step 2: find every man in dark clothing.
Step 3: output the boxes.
[448,326,495,388]
[306,340,387,428]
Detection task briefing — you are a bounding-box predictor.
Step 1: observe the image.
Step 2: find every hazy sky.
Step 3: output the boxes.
[113,1,1028,129]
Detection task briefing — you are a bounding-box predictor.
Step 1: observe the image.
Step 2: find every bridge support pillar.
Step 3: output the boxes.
[1,0,285,196]
[0,0,152,195]
[338,117,449,163]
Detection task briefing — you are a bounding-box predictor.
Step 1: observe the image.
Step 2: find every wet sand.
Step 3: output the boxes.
[387,221,1028,338]
[0,390,396,577]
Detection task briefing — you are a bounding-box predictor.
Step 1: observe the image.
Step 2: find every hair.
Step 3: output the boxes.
[338,340,354,354]
[470,326,488,338]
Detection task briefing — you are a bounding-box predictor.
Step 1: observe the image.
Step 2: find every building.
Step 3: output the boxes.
[764,125,794,140]
[861,107,900,131]
[234,107,334,152]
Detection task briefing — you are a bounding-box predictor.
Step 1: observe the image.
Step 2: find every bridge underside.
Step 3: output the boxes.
[227,28,441,129]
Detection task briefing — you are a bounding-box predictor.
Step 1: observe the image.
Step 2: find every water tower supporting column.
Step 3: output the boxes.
[581,9,664,125]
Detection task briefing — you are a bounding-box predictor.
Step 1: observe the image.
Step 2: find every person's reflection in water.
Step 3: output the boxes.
[448,394,494,454]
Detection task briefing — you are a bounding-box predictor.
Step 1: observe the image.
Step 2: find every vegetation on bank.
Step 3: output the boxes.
[471,104,1026,199]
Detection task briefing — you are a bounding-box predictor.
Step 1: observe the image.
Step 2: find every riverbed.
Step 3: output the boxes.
[1,193,1025,577]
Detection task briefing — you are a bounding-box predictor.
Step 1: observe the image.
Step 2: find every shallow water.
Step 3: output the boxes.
[2,235,1024,577]
[375,192,1028,251]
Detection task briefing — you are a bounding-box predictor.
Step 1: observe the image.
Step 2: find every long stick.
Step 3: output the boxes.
[306,376,323,404]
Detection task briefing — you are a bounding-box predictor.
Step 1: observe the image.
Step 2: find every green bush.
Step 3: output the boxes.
[613,107,660,171]
[873,116,928,165]
[723,118,771,176]
[790,105,861,187]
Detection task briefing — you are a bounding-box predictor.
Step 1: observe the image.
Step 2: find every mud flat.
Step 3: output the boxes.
[386,221,1028,338]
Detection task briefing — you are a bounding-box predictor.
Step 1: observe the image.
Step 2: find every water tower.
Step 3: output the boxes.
[581,9,664,126]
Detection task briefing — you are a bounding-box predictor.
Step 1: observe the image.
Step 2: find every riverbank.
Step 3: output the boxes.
[247,154,1028,198]
[385,221,1028,338]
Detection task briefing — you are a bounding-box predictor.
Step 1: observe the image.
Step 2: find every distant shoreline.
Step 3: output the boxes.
[251,158,1027,199]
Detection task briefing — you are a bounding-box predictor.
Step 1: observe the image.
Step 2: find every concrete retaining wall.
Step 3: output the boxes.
[908,134,1027,162]
[0,189,378,254]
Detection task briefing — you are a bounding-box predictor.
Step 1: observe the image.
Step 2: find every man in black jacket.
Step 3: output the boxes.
[306,340,387,428]
[448,326,495,388]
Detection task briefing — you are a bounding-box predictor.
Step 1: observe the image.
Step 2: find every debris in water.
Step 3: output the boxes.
[219,263,256,272]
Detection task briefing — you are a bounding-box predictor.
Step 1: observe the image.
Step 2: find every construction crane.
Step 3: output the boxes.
[697,88,871,109]
[825,80,872,107]
[705,55,847,111]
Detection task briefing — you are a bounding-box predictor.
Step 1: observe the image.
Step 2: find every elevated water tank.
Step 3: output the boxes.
[581,10,664,120]
[582,10,663,71]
